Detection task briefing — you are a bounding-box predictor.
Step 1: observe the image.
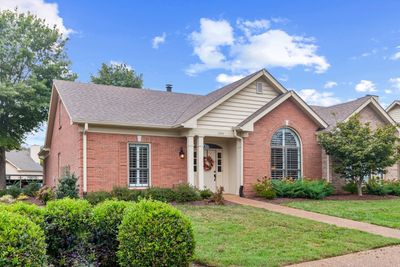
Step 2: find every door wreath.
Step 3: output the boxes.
[203,155,214,171]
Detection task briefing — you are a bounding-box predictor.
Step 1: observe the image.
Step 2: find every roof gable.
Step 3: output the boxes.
[312,96,396,130]
[387,100,400,113]
[196,76,282,130]
[237,91,328,131]
[179,69,287,127]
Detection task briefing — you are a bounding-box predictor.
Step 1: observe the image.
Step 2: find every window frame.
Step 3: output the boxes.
[256,82,263,94]
[127,143,151,188]
[270,128,302,179]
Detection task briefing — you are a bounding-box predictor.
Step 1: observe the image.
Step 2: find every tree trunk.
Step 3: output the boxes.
[0,147,6,189]
[357,179,363,197]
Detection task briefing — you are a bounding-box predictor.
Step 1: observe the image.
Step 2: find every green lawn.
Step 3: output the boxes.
[178,205,399,267]
[286,199,400,229]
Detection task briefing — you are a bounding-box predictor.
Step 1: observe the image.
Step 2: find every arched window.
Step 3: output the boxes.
[271,128,301,179]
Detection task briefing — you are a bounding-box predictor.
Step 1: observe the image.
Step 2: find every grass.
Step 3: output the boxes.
[286,199,400,229]
[178,204,400,267]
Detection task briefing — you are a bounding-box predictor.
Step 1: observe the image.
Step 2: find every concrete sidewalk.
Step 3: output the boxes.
[224,195,400,239]
[288,245,400,267]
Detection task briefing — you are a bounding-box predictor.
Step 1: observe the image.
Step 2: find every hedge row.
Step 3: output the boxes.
[254,177,333,200]
[0,199,195,267]
[84,184,211,205]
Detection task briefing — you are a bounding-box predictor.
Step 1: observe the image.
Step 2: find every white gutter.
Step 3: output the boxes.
[233,129,244,196]
[83,123,88,194]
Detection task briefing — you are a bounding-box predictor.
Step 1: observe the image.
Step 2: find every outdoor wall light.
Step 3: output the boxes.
[179,147,185,159]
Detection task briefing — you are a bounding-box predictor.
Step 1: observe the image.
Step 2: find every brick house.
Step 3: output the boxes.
[40,69,400,195]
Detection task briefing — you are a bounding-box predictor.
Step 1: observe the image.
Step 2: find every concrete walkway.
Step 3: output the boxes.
[288,245,400,267]
[224,195,400,239]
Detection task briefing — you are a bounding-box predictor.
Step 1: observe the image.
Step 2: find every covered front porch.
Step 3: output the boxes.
[185,134,242,195]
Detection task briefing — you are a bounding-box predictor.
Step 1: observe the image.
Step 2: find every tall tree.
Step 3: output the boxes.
[91,63,143,88]
[318,115,400,196]
[0,10,76,188]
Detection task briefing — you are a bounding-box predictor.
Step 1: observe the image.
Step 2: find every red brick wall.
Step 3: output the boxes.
[86,133,187,192]
[44,99,82,189]
[243,98,323,195]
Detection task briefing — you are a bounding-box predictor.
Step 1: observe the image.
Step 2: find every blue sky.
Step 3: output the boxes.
[3,0,400,145]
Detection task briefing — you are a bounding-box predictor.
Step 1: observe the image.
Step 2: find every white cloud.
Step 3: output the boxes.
[152,32,166,49]
[216,73,244,85]
[187,18,234,75]
[355,80,376,92]
[389,77,400,91]
[298,89,341,106]
[187,18,329,76]
[390,51,400,60]
[384,89,392,94]
[237,18,270,37]
[231,29,329,73]
[324,81,337,89]
[0,0,73,36]
[109,60,132,70]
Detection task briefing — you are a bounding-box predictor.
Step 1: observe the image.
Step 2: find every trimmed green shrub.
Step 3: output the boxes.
[22,181,41,197]
[343,181,358,194]
[5,202,44,226]
[111,186,144,201]
[84,191,112,205]
[118,200,195,267]
[145,187,176,202]
[55,167,79,199]
[0,211,47,267]
[383,180,400,196]
[365,177,389,196]
[272,179,333,199]
[37,186,55,204]
[253,177,277,199]
[173,183,201,202]
[44,198,94,266]
[92,200,131,266]
[200,188,213,199]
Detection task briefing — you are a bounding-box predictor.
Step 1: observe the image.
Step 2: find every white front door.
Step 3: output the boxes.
[203,148,223,192]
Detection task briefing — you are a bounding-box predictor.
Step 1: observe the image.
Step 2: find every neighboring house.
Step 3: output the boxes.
[387,100,400,123]
[312,96,399,189]
[6,145,43,187]
[40,70,400,195]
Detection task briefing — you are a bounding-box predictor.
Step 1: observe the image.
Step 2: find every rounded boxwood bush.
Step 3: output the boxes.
[0,211,47,266]
[92,200,131,266]
[5,202,44,226]
[117,199,195,267]
[44,198,94,266]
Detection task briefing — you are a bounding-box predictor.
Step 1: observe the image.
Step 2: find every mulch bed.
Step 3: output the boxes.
[21,197,44,206]
[251,194,400,204]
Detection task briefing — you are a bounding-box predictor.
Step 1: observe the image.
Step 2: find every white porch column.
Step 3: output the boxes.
[197,136,205,189]
[186,136,195,186]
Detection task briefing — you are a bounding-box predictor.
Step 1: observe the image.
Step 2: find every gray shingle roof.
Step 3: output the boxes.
[54,80,202,127]
[6,150,42,172]
[311,96,372,130]
[54,70,265,128]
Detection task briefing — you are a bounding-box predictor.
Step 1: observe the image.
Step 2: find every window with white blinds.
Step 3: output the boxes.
[271,128,301,179]
[129,144,150,187]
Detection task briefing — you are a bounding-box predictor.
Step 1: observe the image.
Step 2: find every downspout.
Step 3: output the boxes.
[234,129,244,197]
[83,123,88,195]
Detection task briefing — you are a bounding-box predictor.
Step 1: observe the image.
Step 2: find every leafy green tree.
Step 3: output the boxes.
[91,62,143,88]
[0,10,76,188]
[318,115,400,196]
